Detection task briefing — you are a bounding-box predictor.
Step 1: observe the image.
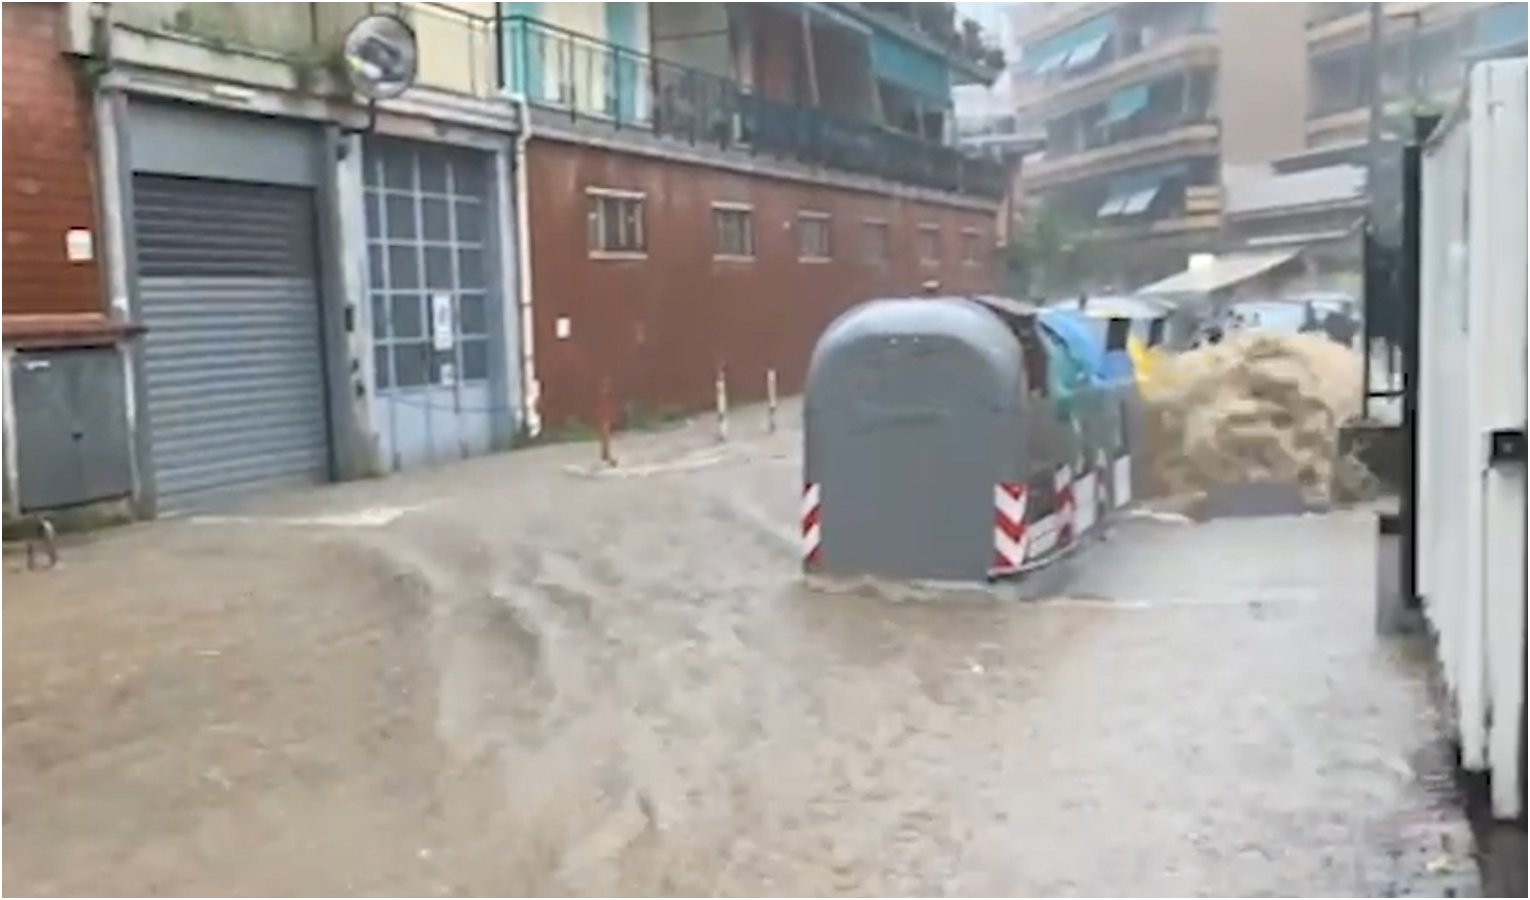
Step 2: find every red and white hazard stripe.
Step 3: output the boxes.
[992,482,1028,573]
[801,482,822,568]
[1055,465,1077,548]
[1113,454,1133,507]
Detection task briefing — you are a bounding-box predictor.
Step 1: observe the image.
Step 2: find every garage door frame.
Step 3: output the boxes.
[119,100,354,513]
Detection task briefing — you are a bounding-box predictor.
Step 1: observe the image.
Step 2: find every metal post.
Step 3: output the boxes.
[613,46,623,129]
[1399,125,1425,611]
[1407,15,1421,104]
[494,9,505,93]
[1363,1,1389,420]
[1366,2,1385,158]
[1361,231,1375,420]
[597,375,616,466]
[715,364,729,443]
[766,368,778,434]
[800,5,820,108]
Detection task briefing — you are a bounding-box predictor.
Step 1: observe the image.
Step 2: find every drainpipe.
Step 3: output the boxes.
[509,92,540,439]
[499,11,540,438]
[89,5,151,516]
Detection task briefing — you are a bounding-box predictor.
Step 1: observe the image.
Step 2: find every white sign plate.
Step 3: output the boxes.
[431,293,454,351]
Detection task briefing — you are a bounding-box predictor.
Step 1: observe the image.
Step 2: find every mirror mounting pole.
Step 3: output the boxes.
[341,98,379,139]
[336,99,378,160]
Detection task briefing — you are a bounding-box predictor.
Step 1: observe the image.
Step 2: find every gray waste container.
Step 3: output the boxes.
[802,298,1029,582]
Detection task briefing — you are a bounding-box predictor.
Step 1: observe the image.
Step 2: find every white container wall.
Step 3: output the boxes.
[1417,58,1527,821]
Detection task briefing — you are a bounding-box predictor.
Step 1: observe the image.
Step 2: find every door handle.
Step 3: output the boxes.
[1488,427,1526,466]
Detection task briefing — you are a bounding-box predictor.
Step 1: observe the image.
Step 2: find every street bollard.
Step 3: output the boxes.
[766,368,778,434]
[597,376,617,466]
[25,516,57,571]
[715,364,729,443]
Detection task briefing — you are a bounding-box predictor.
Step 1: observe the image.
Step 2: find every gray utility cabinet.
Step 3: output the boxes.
[10,347,133,511]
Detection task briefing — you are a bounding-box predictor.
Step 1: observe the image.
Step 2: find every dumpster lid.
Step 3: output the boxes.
[967,294,1042,319]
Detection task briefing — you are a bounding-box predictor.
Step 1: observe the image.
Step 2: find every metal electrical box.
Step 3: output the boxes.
[10,348,133,511]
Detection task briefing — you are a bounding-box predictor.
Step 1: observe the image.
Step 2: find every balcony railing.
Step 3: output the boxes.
[499,14,1005,199]
[101,4,1001,199]
[1048,110,1217,158]
[857,2,1007,80]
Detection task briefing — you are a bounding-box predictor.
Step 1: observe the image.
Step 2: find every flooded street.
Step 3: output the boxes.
[3,403,1472,896]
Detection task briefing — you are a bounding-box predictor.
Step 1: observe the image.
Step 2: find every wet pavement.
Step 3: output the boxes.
[2,402,1477,896]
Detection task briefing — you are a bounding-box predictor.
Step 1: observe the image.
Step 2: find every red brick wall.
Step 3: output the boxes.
[2,3,102,322]
[526,139,1000,428]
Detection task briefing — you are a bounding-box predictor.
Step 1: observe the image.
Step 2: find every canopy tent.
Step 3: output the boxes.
[1135,250,1300,296]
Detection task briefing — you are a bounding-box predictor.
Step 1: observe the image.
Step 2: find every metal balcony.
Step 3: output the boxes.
[498,14,1005,200]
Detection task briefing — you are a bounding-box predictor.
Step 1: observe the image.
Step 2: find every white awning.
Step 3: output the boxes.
[1064,33,1109,70]
[1098,177,1164,219]
[1032,52,1068,76]
[1244,228,1357,248]
[1135,250,1300,296]
[1118,183,1160,215]
[1097,191,1130,218]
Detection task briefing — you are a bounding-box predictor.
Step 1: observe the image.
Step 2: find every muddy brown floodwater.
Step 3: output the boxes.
[3,401,1475,896]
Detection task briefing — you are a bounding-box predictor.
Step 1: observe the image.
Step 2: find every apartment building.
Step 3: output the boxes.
[1009,2,1309,290]
[1010,2,1528,293]
[2,2,1002,520]
[1304,2,1528,151]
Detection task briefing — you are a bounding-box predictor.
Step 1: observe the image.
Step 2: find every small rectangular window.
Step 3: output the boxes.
[798,211,832,261]
[712,203,754,259]
[961,228,983,265]
[587,189,646,255]
[918,224,942,264]
[863,219,891,263]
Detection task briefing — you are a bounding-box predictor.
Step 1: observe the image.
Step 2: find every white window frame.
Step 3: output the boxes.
[863,217,891,264]
[711,201,755,261]
[586,186,647,259]
[797,210,833,262]
[917,223,942,265]
[960,227,983,266]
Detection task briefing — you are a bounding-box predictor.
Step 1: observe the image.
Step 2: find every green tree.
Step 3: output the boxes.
[1004,202,1100,301]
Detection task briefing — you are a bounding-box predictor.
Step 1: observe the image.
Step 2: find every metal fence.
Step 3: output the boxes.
[498,14,1006,199]
[1360,120,1435,424]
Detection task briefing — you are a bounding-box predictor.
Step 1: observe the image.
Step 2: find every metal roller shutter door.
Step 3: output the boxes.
[134,174,330,507]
